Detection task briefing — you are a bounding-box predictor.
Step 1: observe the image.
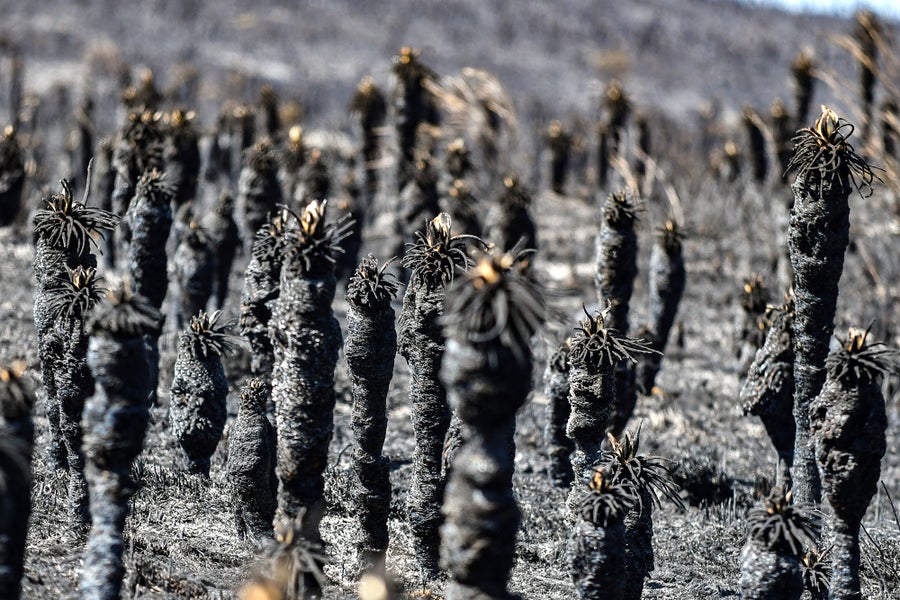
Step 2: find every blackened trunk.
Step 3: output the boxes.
[788,170,851,506]
[440,338,530,599]
[740,307,795,487]
[567,364,615,518]
[55,323,92,525]
[567,519,626,600]
[346,298,397,570]
[270,269,341,541]
[636,235,685,395]
[81,333,151,600]
[398,284,450,575]
[738,538,803,600]
[623,487,654,600]
[543,341,573,486]
[830,520,862,600]
[169,352,228,476]
[227,380,276,540]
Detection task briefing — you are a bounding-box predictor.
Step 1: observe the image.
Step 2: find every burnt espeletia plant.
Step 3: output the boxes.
[33,179,117,469]
[567,466,637,600]
[739,488,815,600]
[0,363,34,600]
[440,250,546,599]
[163,109,201,207]
[170,310,240,476]
[270,200,352,541]
[398,212,482,575]
[111,110,165,265]
[810,327,895,600]
[740,295,796,487]
[238,138,283,253]
[227,377,277,541]
[544,337,574,486]
[80,282,163,600]
[240,211,288,386]
[345,255,399,573]
[486,174,537,255]
[172,221,216,330]
[126,169,173,405]
[786,106,878,506]
[350,76,387,202]
[566,306,656,520]
[635,219,686,395]
[602,429,683,600]
[45,266,104,526]
[203,190,241,310]
[594,191,640,436]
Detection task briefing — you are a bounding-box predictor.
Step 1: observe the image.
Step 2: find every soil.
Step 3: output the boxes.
[0,1,899,598]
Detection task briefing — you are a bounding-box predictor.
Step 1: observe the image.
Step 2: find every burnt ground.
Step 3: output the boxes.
[1,0,900,598]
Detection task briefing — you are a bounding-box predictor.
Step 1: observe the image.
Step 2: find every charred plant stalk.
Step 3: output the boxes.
[238,139,283,252]
[46,266,104,526]
[566,468,636,600]
[595,191,639,435]
[80,283,162,600]
[203,191,240,309]
[603,429,683,600]
[566,307,655,519]
[771,100,793,178]
[487,174,537,254]
[170,311,238,476]
[740,296,796,486]
[270,200,350,540]
[240,212,287,384]
[0,363,34,600]
[743,106,769,184]
[92,139,117,264]
[164,109,201,206]
[227,378,277,540]
[810,328,894,600]
[546,120,571,195]
[392,47,439,191]
[351,76,387,202]
[440,251,545,599]
[791,52,815,132]
[33,180,117,469]
[738,488,813,600]
[786,107,877,506]
[604,81,630,159]
[854,11,880,138]
[345,255,399,572]
[111,111,165,267]
[399,213,480,575]
[398,157,441,258]
[636,220,686,395]
[544,338,574,486]
[172,221,216,330]
[126,169,173,405]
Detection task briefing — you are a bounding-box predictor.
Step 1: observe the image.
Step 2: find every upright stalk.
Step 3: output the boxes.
[345,255,399,573]
[270,200,350,541]
[398,213,480,575]
[440,251,545,599]
[786,107,876,506]
[80,283,162,600]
